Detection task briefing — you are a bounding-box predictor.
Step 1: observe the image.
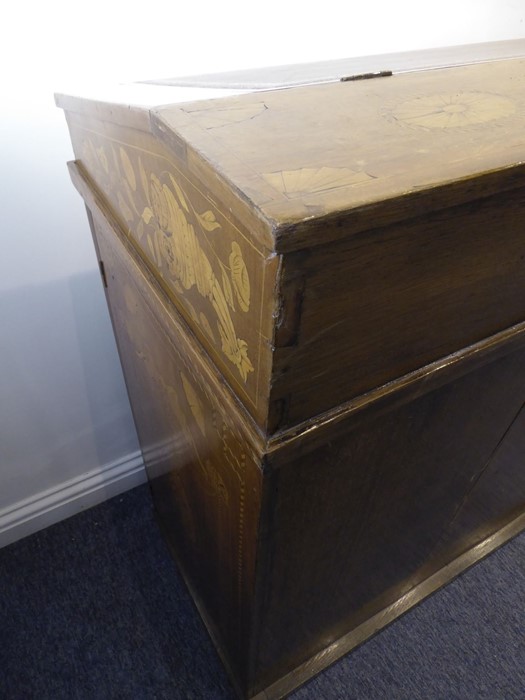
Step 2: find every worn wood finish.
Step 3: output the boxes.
[271,186,525,427]
[59,46,525,699]
[59,56,525,433]
[153,57,525,246]
[255,509,525,700]
[89,201,264,695]
[64,112,278,429]
[253,349,525,691]
[79,172,525,697]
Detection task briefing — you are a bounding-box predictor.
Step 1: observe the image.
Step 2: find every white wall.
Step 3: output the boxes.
[1,0,524,546]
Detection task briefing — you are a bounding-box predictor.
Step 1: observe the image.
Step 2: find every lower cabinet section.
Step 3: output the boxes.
[88,197,525,699]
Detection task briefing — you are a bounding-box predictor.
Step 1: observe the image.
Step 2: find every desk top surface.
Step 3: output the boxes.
[57,40,525,250]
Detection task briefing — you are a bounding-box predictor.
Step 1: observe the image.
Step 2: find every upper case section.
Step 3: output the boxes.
[57,42,525,435]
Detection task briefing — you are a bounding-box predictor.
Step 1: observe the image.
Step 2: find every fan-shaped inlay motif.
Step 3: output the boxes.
[391,92,516,129]
[262,166,373,198]
[186,103,268,129]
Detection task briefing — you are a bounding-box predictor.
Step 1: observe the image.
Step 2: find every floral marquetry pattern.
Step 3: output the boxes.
[390,91,516,129]
[81,138,255,384]
[108,267,254,647]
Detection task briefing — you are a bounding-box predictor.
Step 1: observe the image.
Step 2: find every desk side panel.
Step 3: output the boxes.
[89,204,264,695]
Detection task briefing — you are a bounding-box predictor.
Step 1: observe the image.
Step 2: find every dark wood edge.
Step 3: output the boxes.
[152,104,525,256]
[67,159,267,457]
[251,512,525,700]
[268,320,525,466]
[273,164,525,252]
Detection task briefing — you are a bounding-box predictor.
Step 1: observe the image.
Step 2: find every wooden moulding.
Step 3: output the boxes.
[253,510,525,700]
[69,159,525,698]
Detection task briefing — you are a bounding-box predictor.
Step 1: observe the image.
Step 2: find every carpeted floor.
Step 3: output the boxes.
[0,484,523,700]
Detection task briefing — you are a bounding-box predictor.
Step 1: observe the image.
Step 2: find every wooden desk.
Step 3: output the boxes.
[57,41,525,698]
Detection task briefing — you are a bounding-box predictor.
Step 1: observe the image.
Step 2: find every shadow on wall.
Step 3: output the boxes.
[0,269,141,513]
[69,267,140,465]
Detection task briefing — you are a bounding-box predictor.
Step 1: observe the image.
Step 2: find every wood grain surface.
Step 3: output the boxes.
[154,57,525,248]
[60,48,525,697]
[62,56,525,433]
[65,113,278,430]
[269,186,525,429]
[253,348,525,691]
[89,204,264,694]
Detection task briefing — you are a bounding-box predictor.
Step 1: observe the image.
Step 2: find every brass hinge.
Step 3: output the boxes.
[340,70,393,82]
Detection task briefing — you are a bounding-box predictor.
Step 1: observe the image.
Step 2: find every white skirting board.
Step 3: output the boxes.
[0,451,147,549]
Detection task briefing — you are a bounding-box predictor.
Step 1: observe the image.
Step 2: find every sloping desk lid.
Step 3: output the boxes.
[57,40,525,253]
[151,50,525,252]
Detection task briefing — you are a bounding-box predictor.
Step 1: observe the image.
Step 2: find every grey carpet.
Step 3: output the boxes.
[0,485,523,699]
